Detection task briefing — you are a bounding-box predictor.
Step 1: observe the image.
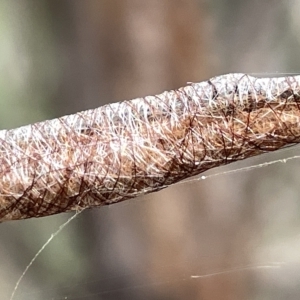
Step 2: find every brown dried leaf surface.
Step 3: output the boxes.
[1,73,300,221]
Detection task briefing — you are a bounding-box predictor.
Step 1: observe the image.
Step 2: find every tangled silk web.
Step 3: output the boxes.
[10,152,300,300]
[6,72,300,299]
[2,73,300,222]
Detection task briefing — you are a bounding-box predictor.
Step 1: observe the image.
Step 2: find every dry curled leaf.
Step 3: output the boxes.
[1,73,300,221]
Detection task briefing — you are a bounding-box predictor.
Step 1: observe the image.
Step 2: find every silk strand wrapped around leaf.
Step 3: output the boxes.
[1,73,300,221]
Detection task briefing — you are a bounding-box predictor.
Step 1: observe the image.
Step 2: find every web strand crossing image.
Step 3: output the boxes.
[1,73,300,221]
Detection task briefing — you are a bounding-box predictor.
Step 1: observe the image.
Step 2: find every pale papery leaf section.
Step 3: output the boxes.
[1,73,300,221]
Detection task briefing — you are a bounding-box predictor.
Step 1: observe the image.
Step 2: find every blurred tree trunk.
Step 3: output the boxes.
[47,1,249,299]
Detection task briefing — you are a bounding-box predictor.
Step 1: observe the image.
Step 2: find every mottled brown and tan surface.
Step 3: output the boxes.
[1,73,300,221]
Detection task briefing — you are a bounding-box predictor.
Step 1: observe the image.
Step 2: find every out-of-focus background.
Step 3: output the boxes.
[1,1,300,299]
